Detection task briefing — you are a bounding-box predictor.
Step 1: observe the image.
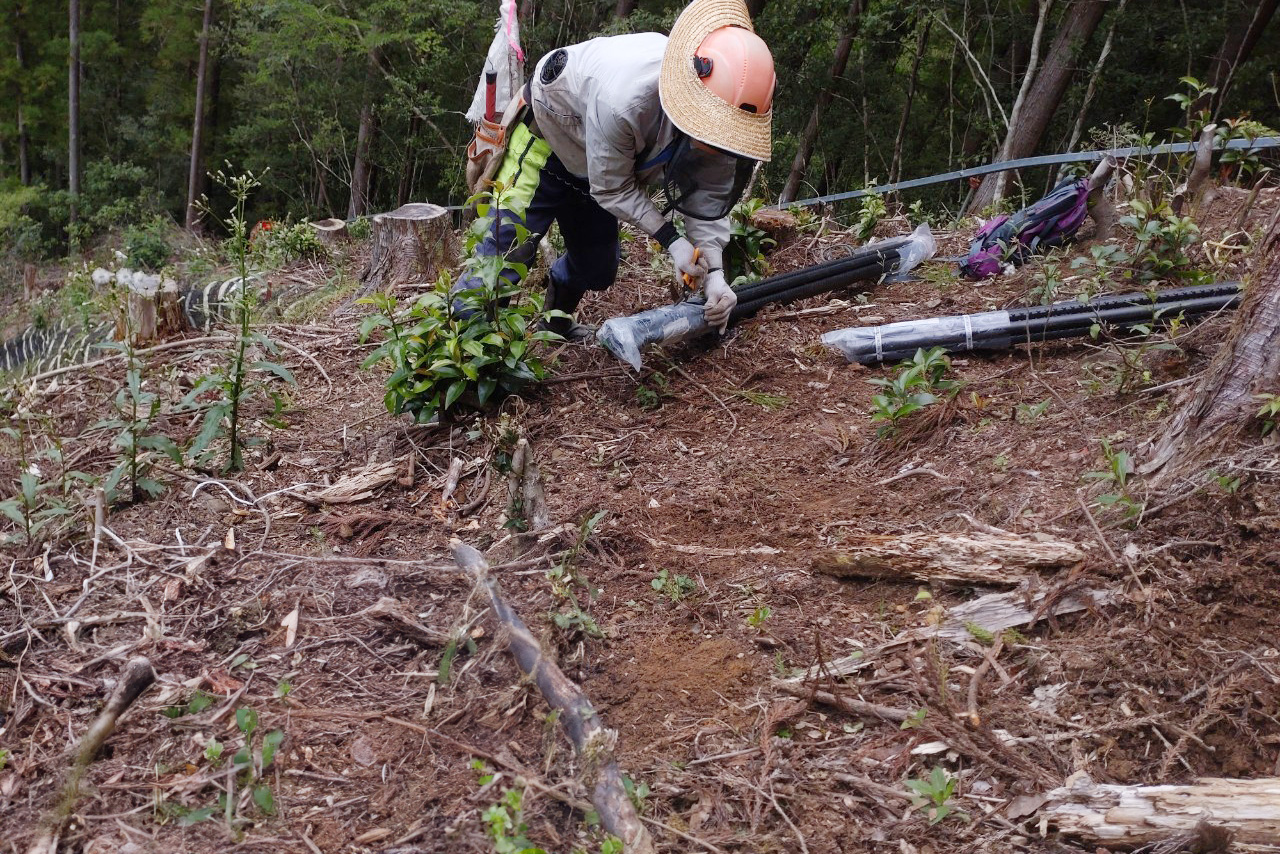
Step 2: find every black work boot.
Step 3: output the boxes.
[541,277,595,341]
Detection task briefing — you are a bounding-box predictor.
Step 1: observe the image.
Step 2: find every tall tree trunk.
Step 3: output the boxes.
[613,0,637,19]
[889,18,931,186]
[990,0,1053,207]
[348,47,380,220]
[1143,211,1280,483]
[14,6,31,186]
[1064,0,1126,155]
[746,0,768,18]
[779,0,865,204]
[68,0,81,224]
[967,0,1107,214]
[1194,0,1279,119]
[185,0,215,230]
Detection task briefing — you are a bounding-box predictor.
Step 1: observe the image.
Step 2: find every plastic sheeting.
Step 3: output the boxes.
[822,310,1012,365]
[465,0,525,124]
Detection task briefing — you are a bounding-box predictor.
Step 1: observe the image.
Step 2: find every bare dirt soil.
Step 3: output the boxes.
[3,186,1280,854]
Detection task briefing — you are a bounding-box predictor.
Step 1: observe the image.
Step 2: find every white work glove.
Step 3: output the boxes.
[702,269,736,333]
[668,236,708,289]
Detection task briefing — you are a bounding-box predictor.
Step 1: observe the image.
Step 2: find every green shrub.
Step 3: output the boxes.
[0,183,51,261]
[358,186,560,424]
[724,198,775,284]
[250,219,327,267]
[868,347,961,438]
[124,218,174,271]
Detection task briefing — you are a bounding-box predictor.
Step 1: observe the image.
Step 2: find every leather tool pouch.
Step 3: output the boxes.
[465,90,529,195]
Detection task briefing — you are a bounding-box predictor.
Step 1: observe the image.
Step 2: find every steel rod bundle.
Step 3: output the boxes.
[823,282,1242,365]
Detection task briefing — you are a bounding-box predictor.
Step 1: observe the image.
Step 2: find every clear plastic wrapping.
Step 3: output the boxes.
[822,310,1012,365]
[595,299,708,371]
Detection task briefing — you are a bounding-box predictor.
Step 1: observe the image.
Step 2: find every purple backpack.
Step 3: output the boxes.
[960,178,1090,279]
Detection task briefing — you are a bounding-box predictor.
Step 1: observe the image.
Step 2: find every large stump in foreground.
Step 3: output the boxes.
[1143,208,1280,482]
[360,203,457,291]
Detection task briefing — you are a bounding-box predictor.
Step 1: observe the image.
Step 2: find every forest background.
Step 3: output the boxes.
[1,0,1278,261]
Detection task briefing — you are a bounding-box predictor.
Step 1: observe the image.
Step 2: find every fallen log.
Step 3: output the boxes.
[1038,773,1280,848]
[26,657,156,854]
[451,540,655,854]
[813,531,1084,586]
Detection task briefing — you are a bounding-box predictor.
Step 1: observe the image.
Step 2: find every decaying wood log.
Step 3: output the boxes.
[310,217,350,247]
[27,657,156,854]
[788,585,1114,684]
[291,455,407,505]
[451,540,655,854]
[814,531,1083,586]
[360,203,457,292]
[1039,773,1280,847]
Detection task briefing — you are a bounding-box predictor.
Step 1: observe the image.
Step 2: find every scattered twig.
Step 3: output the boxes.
[26,657,156,854]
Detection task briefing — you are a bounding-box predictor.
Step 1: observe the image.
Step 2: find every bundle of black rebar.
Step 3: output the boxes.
[728,235,914,320]
[823,281,1242,365]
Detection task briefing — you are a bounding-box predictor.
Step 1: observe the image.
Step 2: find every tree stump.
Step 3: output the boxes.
[1143,208,1280,482]
[310,217,350,248]
[23,263,37,300]
[120,272,184,345]
[360,203,457,291]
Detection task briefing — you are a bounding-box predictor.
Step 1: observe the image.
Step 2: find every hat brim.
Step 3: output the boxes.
[659,0,772,162]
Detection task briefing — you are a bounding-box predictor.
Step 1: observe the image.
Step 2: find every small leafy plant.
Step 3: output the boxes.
[724,198,775,283]
[548,509,607,639]
[854,188,887,241]
[1256,393,1280,436]
[185,168,296,471]
[651,569,697,603]
[746,605,771,629]
[868,347,961,438]
[249,218,327,267]
[359,185,560,424]
[97,337,181,503]
[482,787,546,854]
[1083,439,1141,519]
[905,766,969,825]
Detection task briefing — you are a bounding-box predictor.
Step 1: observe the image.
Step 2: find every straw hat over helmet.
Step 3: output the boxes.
[659,0,776,162]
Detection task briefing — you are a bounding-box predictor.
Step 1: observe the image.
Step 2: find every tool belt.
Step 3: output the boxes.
[465,82,535,195]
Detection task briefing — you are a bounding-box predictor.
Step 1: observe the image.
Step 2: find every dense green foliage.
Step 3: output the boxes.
[1,0,1277,258]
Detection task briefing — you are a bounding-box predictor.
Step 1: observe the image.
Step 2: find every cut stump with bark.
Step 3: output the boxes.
[1143,209,1280,482]
[120,275,184,345]
[360,203,457,292]
[310,217,350,247]
[1039,773,1280,846]
[813,531,1084,586]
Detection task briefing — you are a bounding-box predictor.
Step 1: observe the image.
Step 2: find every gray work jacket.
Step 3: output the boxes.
[529,32,732,271]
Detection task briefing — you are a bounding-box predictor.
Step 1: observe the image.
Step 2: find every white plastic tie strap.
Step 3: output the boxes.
[963,314,974,351]
[874,327,884,362]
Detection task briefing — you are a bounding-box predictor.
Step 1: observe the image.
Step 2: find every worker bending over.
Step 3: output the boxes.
[459,0,776,337]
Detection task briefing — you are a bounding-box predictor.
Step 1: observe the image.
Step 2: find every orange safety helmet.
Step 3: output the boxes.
[692,26,776,117]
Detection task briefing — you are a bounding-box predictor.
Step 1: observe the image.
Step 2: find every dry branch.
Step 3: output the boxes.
[813,531,1083,586]
[450,540,655,854]
[1039,773,1280,847]
[26,657,156,854]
